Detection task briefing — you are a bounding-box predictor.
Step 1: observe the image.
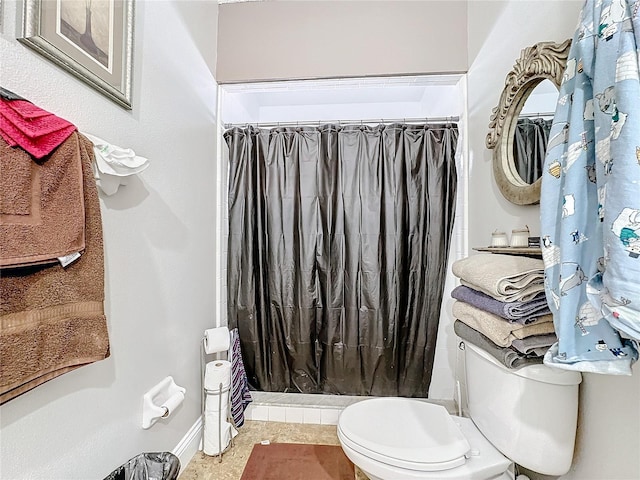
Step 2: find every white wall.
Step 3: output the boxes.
[217,0,468,83]
[467,2,640,480]
[0,1,218,478]
[466,0,581,241]
[220,76,463,124]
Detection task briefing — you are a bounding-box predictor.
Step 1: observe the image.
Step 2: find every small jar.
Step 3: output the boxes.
[491,231,509,247]
[510,226,530,248]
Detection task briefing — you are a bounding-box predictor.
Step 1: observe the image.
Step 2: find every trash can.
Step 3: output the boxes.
[103,452,180,480]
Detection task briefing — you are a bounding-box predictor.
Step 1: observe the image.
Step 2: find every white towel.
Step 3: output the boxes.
[453,254,545,302]
[83,132,149,196]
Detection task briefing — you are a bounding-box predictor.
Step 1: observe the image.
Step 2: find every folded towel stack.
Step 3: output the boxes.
[451,254,556,369]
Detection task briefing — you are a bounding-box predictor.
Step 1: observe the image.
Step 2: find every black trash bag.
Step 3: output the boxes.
[104,452,180,480]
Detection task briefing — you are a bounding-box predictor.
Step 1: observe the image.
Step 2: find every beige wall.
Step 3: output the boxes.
[217,0,467,83]
[467,2,640,480]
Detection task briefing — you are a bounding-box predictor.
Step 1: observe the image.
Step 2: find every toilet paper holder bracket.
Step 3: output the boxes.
[142,376,186,429]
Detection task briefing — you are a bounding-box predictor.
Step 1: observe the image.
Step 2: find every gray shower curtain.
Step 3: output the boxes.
[513,117,552,184]
[225,123,458,397]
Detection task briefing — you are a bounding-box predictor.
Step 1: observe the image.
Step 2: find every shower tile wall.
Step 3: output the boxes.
[242,392,456,425]
[243,406,343,425]
[243,392,363,425]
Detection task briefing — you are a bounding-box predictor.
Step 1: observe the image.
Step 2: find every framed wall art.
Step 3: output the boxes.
[18,0,135,109]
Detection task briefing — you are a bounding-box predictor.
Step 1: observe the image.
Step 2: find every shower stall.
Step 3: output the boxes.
[216,75,468,400]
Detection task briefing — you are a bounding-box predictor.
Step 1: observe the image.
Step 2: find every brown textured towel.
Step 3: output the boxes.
[0,132,110,404]
[0,149,32,216]
[0,134,85,268]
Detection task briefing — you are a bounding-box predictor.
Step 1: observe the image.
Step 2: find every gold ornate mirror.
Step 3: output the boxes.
[486,40,571,205]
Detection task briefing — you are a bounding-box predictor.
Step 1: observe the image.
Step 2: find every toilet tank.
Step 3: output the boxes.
[463,342,582,476]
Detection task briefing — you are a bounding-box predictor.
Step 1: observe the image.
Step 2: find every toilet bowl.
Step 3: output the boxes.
[337,342,581,480]
[337,398,512,480]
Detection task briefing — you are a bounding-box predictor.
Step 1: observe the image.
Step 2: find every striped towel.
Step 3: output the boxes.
[229,328,252,427]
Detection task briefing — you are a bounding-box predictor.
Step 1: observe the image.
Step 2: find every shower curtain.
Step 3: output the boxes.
[513,117,552,184]
[540,0,640,374]
[225,123,458,396]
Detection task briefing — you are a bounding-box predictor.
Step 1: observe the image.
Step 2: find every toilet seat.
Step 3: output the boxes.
[337,398,470,472]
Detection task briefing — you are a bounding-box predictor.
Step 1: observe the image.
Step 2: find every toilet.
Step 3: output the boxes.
[337,342,582,480]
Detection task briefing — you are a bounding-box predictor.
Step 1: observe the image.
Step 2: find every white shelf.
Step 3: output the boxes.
[473,246,542,258]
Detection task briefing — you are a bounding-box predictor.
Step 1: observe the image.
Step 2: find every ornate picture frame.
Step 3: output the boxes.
[18,0,135,109]
[486,40,571,205]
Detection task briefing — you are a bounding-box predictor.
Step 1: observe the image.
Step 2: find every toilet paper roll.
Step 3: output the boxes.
[203,413,237,456]
[205,389,230,415]
[161,391,184,418]
[204,327,230,354]
[204,360,231,392]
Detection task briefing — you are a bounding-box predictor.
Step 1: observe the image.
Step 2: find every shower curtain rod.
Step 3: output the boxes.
[223,116,459,129]
[518,112,556,118]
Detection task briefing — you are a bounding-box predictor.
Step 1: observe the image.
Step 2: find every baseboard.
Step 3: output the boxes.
[173,415,203,475]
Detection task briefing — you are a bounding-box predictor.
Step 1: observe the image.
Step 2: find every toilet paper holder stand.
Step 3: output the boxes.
[200,337,237,463]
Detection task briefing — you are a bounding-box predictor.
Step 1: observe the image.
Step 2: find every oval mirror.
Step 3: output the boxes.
[486,40,571,205]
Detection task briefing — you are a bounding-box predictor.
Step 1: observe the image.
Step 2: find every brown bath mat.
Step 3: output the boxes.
[240,443,354,480]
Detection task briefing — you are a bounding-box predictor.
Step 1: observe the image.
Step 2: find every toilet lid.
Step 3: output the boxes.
[338,398,471,471]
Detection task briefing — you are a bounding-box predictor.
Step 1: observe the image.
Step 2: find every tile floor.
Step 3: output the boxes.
[179,392,454,479]
[178,420,369,480]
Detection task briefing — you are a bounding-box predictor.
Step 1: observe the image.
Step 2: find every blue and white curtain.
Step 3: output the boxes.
[541,0,640,374]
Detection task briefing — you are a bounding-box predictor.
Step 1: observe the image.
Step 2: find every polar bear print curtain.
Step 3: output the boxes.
[540,0,640,374]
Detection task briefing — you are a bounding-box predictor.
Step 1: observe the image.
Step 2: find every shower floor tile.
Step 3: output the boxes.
[178,420,369,480]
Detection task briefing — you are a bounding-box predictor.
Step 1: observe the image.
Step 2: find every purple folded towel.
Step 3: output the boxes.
[452,285,551,324]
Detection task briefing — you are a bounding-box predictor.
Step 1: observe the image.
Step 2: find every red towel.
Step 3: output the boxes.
[4,99,54,119]
[0,98,76,159]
